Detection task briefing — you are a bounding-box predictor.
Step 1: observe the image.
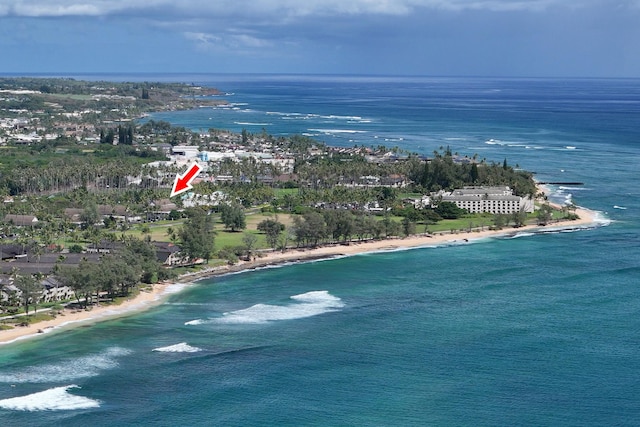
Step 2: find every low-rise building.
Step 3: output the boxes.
[4,214,38,227]
[152,242,185,266]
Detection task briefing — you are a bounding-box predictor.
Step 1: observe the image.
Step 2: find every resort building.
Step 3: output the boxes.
[438,186,534,215]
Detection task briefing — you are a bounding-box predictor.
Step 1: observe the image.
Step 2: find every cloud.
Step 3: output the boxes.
[0,0,611,19]
[183,31,273,53]
[3,0,639,76]
[4,1,128,16]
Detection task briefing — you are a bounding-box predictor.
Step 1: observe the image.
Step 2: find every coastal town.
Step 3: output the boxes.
[0,77,581,336]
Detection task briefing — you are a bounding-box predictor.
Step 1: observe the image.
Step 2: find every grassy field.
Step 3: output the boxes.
[51,206,571,254]
[45,93,94,101]
[120,212,297,250]
[273,188,300,197]
[423,215,495,233]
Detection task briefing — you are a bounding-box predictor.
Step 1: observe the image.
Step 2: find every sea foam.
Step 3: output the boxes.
[187,291,344,325]
[0,385,100,411]
[152,343,202,353]
[308,128,367,134]
[0,347,130,384]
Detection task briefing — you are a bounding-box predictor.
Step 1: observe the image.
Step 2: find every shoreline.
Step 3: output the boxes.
[0,205,602,346]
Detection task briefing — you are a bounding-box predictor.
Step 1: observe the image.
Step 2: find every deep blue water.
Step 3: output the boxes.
[1,75,639,426]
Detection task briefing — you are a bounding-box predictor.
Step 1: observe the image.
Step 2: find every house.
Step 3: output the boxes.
[380,174,408,188]
[0,244,27,260]
[152,242,184,266]
[0,275,17,304]
[147,199,179,221]
[0,275,73,304]
[171,145,200,158]
[63,208,85,224]
[4,214,38,227]
[150,143,172,154]
[86,241,125,254]
[404,195,431,209]
[97,205,129,219]
[0,248,103,276]
[40,276,74,302]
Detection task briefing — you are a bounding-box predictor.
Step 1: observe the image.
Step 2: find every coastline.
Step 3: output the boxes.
[0,206,601,346]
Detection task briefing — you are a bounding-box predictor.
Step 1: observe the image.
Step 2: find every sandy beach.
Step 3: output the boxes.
[0,205,601,346]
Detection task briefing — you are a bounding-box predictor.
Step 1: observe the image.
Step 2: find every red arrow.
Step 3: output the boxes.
[170,163,202,197]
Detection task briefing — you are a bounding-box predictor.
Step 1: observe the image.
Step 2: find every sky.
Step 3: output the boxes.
[1,0,639,77]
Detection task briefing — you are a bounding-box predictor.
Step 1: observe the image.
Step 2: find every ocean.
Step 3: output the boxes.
[1,75,639,426]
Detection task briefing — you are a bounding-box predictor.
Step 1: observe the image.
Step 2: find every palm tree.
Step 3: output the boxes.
[15,274,42,315]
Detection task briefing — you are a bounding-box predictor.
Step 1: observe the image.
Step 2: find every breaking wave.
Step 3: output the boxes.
[308,128,367,134]
[186,291,344,325]
[0,347,131,384]
[153,343,202,353]
[234,122,272,126]
[0,385,100,411]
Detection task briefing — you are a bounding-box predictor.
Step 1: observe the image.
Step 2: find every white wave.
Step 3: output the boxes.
[265,111,367,122]
[184,319,206,325]
[0,385,100,411]
[281,116,309,120]
[290,290,342,304]
[322,114,363,120]
[0,347,130,384]
[234,122,272,126]
[613,205,627,210]
[485,138,501,145]
[565,146,577,150]
[505,232,536,239]
[308,129,367,134]
[153,343,202,353]
[216,102,246,108]
[211,291,344,325]
[166,302,209,306]
[266,111,306,117]
[559,186,590,191]
[160,282,190,296]
[593,211,612,226]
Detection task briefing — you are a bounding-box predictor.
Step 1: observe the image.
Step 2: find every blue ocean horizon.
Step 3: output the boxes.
[1,75,639,426]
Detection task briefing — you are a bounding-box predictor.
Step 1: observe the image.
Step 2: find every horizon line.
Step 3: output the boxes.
[1,72,639,81]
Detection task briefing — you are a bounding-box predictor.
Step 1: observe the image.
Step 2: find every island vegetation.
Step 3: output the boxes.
[0,77,578,329]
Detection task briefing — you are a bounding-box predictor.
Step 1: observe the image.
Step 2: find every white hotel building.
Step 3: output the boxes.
[439,186,534,215]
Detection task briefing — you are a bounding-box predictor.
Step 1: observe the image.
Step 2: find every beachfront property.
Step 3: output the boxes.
[437,186,534,215]
[0,275,74,306]
[152,242,186,266]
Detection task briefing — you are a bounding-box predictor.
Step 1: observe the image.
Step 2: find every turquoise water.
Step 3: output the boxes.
[1,76,639,426]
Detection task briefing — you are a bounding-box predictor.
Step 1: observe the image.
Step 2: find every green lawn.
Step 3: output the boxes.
[45,93,94,101]
[423,216,494,233]
[120,212,293,250]
[47,206,573,257]
[273,188,300,197]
